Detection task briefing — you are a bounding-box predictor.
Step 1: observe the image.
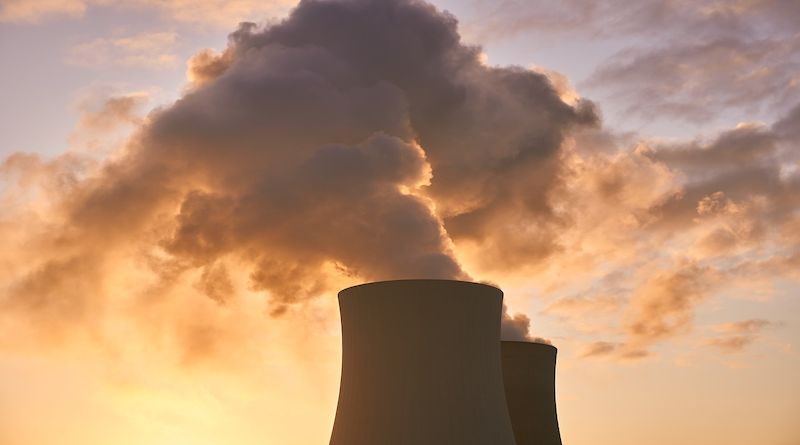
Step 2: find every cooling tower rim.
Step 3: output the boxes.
[501,340,558,351]
[339,279,502,295]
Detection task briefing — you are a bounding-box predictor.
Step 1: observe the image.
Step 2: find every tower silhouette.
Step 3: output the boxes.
[329,279,517,445]
[501,341,563,445]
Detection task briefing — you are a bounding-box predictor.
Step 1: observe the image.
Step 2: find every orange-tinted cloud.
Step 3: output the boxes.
[709,318,783,333]
[0,0,295,26]
[500,304,551,344]
[186,48,235,85]
[578,341,653,361]
[1,0,798,376]
[64,32,181,70]
[702,335,757,354]
[72,89,149,133]
[623,263,721,345]
[545,294,624,315]
[700,317,784,355]
[0,0,86,23]
[0,0,596,362]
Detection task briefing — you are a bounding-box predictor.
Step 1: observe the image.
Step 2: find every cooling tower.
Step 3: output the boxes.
[501,341,563,445]
[329,279,517,445]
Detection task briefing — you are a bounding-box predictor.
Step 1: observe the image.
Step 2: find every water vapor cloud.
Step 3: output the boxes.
[1,0,798,373]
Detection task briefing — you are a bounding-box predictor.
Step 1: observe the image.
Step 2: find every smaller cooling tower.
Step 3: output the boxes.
[329,279,517,445]
[501,341,563,445]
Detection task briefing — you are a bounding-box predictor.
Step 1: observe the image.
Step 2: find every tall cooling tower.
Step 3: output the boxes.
[329,279,517,445]
[500,341,563,445]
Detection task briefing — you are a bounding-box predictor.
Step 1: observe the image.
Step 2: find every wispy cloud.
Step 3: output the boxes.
[462,0,800,127]
[578,341,653,361]
[0,0,86,24]
[703,335,757,354]
[623,263,721,345]
[709,318,783,333]
[586,35,800,123]
[1,0,296,26]
[699,317,784,354]
[466,0,800,43]
[64,32,181,70]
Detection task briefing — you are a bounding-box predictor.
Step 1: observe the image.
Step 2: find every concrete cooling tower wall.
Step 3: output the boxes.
[329,279,517,445]
[500,341,563,445]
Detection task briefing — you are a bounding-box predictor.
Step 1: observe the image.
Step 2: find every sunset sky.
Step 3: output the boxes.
[1,0,799,444]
